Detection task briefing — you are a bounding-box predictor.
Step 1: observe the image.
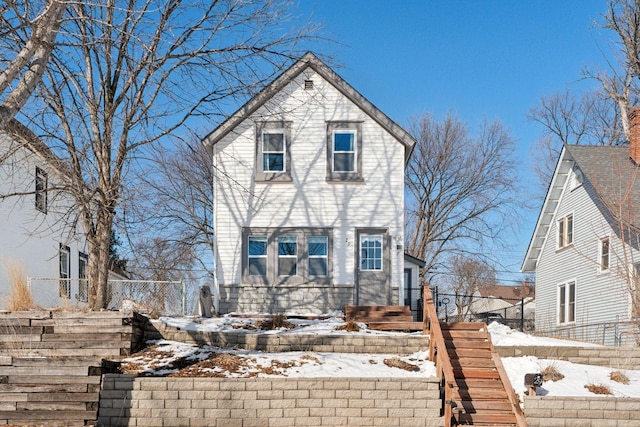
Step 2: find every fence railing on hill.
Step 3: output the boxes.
[26,277,187,315]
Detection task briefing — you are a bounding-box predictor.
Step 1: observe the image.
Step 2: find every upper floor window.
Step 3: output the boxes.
[326,122,363,182]
[599,237,610,272]
[570,168,583,190]
[558,280,576,324]
[35,166,47,214]
[255,121,291,182]
[557,214,573,249]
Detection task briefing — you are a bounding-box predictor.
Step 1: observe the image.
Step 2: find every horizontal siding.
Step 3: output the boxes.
[213,69,405,292]
[536,172,632,340]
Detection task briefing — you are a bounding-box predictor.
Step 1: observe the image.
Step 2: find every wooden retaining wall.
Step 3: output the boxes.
[0,310,134,427]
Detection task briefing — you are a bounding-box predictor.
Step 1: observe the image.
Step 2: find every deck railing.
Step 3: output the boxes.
[423,285,457,427]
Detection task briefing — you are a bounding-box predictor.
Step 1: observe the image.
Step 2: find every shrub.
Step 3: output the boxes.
[3,261,34,311]
[610,370,630,385]
[336,317,361,332]
[541,362,565,382]
[585,383,612,395]
[257,313,294,330]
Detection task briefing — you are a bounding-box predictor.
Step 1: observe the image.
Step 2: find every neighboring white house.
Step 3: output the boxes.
[522,109,640,346]
[0,120,89,308]
[204,52,416,314]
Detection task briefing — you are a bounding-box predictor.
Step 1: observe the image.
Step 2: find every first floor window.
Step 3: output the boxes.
[248,236,268,276]
[360,235,383,271]
[308,236,328,276]
[599,237,610,271]
[78,252,88,303]
[558,281,575,324]
[278,236,298,276]
[59,245,70,299]
[35,166,47,213]
[557,214,573,249]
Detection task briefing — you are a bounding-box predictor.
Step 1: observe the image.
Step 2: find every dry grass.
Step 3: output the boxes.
[585,383,612,395]
[541,362,565,382]
[383,357,420,372]
[610,370,630,385]
[3,261,34,311]
[336,317,361,332]
[256,313,294,330]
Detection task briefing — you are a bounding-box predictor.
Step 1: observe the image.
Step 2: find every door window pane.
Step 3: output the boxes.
[360,235,382,271]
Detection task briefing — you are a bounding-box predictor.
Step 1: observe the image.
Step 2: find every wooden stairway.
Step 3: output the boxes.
[441,322,524,426]
[344,305,423,331]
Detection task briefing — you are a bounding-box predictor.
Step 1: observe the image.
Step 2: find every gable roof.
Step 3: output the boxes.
[203,52,416,163]
[477,283,534,300]
[521,143,640,272]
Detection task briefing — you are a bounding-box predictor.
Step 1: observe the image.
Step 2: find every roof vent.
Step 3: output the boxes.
[304,80,314,90]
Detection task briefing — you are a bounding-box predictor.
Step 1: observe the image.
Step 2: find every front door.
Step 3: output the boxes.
[355,228,390,306]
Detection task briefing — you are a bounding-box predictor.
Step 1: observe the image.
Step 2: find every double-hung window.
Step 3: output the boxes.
[326,122,363,181]
[557,214,573,249]
[599,237,610,272]
[278,236,298,276]
[35,166,47,214]
[255,121,291,182]
[248,236,268,276]
[558,281,576,324]
[360,235,383,271]
[59,245,70,299]
[308,236,328,276]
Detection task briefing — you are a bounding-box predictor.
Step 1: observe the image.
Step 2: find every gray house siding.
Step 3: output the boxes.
[535,167,634,345]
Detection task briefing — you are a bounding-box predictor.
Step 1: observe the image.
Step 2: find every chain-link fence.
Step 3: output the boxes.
[26,277,187,315]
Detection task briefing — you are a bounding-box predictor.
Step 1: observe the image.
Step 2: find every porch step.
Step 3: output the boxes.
[344,305,421,331]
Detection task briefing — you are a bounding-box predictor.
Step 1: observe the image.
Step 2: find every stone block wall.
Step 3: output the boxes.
[98,375,442,427]
[524,395,640,426]
[495,346,640,368]
[143,319,429,354]
[218,284,356,314]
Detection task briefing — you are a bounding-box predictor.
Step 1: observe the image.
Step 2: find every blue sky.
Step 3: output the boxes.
[295,0,614,283]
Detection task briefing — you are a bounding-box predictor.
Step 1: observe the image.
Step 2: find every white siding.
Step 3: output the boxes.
[0,133,86,307]
[213,69,405,312]
[535,173,632,344]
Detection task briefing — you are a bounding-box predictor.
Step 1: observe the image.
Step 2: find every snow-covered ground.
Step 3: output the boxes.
[124,314,640,399]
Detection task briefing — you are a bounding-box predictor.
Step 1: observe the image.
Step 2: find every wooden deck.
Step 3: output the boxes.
[344,305,423,331]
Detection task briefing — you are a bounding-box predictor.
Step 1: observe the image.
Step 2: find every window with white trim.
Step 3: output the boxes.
[278,236,298,276]
[255,121,291,182]
[557,214,573,249]
[558,281,575,324]
[248,236,268,276]
[599,237,610,272]
[59,245,70,299]
[35,166,47,213]
[326,122,363,182]
[360,235,383,271]
[308,236,328,276]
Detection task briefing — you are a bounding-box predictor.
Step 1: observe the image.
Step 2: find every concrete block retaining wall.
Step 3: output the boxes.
[524,395,640,426]
[98,375,443,427]
[145,320,429,355]
[496,346,640,368]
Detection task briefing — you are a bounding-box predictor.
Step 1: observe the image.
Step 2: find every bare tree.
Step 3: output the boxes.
[405,113,521,283]
[0,0,66,128]
[16,0,318,309]
[528,89,625,192]
[443,254,497,321]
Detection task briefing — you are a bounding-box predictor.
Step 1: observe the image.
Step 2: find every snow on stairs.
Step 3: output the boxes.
[441,322,521,426]
[344,305,423,331]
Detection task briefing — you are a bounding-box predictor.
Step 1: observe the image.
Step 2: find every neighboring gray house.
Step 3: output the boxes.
[204,52,416,314]
[522,109,640,346]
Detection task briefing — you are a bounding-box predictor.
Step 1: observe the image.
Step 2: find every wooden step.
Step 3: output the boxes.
[441,329,487,339]
[440,322,485,330]
[368,321,422,331]
[451,357,497,368]
[447,348,492,358]
[453,368,500,380]
[455,411,517,425]
[457,399,513,412]
[455,378,505,389]
[453,387,508,401]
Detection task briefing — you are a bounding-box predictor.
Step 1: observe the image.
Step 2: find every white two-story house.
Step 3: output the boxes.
[522,109,640,346]
[0,120,88,308]
[204,52,416,314]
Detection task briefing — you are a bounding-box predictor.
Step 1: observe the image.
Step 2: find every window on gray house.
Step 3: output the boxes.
[35,166,47,213]
[326,122,363,182]
[255,121,292,182]
[599,237,610,272]
[557,214,573,249]
[558,281,575,324]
